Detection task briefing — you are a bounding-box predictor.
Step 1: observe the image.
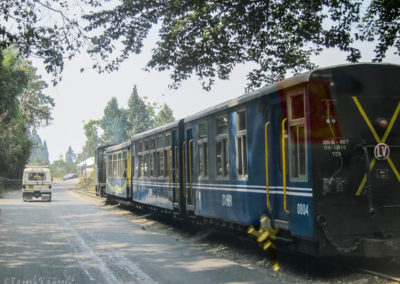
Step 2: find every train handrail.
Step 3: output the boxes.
[265,121,271,210]
[174,146,178,202]
[168,147,172,201]
[182,140,186,199]
[281,118,290,214]
[189,139,194,201]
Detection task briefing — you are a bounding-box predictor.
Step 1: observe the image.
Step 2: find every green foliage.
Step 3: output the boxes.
[49,156,77,178]
[0,115,32,178]
[2,1,398,90]
[83,120,103,157]
[0,0,84,85]
[83,0,400,91]
[0,49,53,178]
[100,97,130,145]
[18,61,54,128]
[127,85,153,136]
[65,146,75,165]
[28,129,50,164]
[83,85,175,151]
[154,104,175,128]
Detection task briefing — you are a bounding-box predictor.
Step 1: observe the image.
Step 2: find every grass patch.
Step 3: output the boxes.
[77,177,95,193]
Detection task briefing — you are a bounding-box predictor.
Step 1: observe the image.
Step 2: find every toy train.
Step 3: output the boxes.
[94,63,400,257]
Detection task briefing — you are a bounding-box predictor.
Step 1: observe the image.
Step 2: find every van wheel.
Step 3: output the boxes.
[23,194,27,202]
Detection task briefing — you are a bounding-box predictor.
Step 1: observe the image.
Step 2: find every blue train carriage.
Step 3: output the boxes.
[182,71,314,239]
[131,120,184,212]
[184,70,314,233]
[95,144,111,197]
[104,141,132,199]
[308,63,400,257]
[183,63,400,257]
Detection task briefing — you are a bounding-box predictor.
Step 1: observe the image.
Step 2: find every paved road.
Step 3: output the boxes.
[0,181,276,284]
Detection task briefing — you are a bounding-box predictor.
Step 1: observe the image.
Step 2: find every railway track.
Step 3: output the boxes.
[358,267,400,282]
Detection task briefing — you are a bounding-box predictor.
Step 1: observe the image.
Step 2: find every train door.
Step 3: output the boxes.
[270,89,312,236]
[185,128,195,212]
[267,101,289,223]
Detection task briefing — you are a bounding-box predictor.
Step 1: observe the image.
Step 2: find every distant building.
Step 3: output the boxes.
[77,157,95,178]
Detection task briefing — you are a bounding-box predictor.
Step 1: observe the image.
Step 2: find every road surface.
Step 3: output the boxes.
[0,181,277,284]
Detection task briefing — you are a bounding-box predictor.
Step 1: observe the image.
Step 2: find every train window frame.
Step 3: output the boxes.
[164,133,172,178]
[132,144,136,178]
[149,139,155,177]
[287,90,308,182]
[235,109,248,180]
[215,115,229,179]
[138,141,145,178]
[107,154,112,178]
[112,153,117,177]
[197,121,209,179]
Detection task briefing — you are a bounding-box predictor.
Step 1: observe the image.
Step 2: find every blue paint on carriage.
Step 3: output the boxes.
[189,100,314,240]
[132,179,174,210]
[106,177,128,198]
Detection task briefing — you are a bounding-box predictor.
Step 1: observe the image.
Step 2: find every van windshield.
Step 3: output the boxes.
[28,173,46,181]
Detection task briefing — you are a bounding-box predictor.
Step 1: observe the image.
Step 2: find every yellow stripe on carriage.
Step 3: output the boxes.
[265,121,271,210]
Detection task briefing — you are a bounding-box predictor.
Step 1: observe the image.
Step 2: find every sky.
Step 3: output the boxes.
[34,27,400,163]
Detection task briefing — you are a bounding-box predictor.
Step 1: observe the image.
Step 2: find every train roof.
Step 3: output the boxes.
[104,140,131,153]
[131,120,181,141]
[184,62,399,123]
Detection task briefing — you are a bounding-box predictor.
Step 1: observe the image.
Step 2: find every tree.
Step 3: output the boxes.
[0,49,53,177]
[18,61,55,128]
[83,0,400,91]
[65,146,75,165]
[83,120,102,157]
[0,49,31,178]
[100,97,129,144]
[3,1,399,90]
[0,0,84,84]
[127,85,153,136]
[49,155,77,178]
[42,141,49,163]
[29,129,50,164]
[154,103,175,128]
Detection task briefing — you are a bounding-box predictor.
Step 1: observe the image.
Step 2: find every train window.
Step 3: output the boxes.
[291,93,304,120]
[236,110,248,178]
[216,117,228,135]
[132,145,136,178]
[119,152,123,177]
[138,142,144,177]
[197,121,208,178]
[216,116,229,178]
[288,91,307,181]
[165,134,171,147]
[163,149,168,177]
[158,151,163,177]
[157,136,163,148]
[113,153,117,177]
[144,153,149,177]
[107,154,112,178]
[138,156,143,177]
[151,151,156,177]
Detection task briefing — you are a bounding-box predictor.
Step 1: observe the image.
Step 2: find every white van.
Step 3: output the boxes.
[22,165,52,201]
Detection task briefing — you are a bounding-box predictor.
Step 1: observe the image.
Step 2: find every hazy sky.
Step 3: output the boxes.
[34,27,400,162]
